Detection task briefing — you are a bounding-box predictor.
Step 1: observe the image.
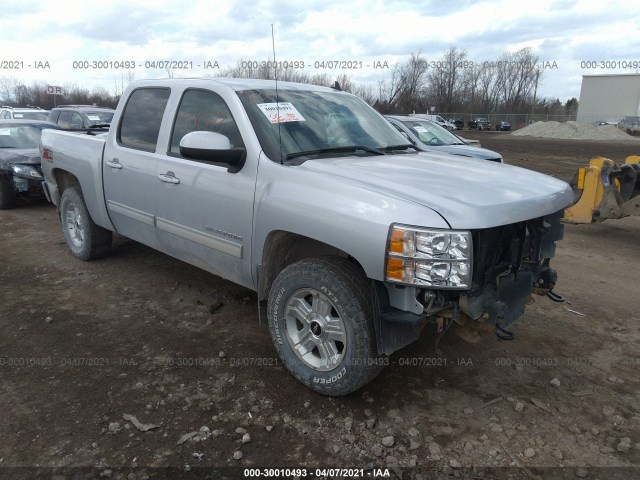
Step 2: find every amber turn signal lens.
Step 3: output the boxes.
[386,257,404,280]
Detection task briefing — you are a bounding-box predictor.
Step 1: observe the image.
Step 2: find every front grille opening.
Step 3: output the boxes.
[471,218,544,293]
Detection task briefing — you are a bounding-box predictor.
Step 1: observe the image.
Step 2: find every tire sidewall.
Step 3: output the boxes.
[268,262,380,395]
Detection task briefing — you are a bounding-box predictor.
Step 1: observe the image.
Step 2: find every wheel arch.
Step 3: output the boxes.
[51,167,114,230]
[257,230,366,301]
[52,168,81,202]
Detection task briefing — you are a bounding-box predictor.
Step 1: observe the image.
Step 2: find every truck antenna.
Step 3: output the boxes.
[272,24,283,165]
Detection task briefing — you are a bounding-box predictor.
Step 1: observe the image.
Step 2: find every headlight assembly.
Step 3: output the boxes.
[12,164,42,178]
[385,224,472,289]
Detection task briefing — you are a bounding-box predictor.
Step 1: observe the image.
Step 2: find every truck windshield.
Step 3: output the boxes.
[237,88,410,162]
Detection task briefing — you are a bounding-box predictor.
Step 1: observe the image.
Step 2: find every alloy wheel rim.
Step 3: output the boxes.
[284,288,347,371]
[65,203,84,248]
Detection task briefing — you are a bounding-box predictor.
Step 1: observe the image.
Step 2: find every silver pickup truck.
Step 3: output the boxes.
[40,78,574,395]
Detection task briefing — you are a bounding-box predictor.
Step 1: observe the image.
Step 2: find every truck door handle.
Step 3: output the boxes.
[158,172,180,184]
[106,159,123,169]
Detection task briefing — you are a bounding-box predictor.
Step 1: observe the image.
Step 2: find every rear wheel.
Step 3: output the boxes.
[267,256,385,396]
[60,186,112,260]
[0,175,16,209]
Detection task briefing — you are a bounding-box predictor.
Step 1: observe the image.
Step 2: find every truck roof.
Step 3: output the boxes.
[128,77,338,93]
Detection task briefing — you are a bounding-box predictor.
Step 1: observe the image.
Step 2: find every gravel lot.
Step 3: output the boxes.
[1,133,639,480]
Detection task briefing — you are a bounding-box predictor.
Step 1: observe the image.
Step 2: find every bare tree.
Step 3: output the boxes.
[114,69,136,98]
[494,48,542,112]
[0,76,20,104]
[1,46,553,115]
[427,46,469,112]
[352,82,377,105]
[376,51,429,113]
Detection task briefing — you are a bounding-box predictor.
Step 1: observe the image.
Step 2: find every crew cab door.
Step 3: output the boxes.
[102,87,171,249]
[154,87,256,288]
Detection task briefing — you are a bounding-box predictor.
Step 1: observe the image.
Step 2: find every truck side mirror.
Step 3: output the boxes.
[179,131,246,173]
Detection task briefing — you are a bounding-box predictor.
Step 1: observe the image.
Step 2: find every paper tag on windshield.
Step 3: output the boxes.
[413,126,428,133]
[87,115,101,121]
[0,129,9,135]
[14,114,23,118]
[257,102,305,124]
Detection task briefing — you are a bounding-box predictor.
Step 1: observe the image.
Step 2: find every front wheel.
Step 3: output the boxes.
[60,186,112,260]
[267,256,385,396]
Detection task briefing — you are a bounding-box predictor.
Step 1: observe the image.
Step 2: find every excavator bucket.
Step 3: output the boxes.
[562,156,640,224]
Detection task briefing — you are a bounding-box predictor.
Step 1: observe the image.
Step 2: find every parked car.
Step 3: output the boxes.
[447,118,464,130]
[468,117,492,130]
[411,114,456,131]
[0,106,49,121]
[0,119,61,208]
[593,120,618,127]
[47,105,114,130]
[496,121,511,131]
[386,115,503,162]
[618,116,640,136]
[40,78,573,396]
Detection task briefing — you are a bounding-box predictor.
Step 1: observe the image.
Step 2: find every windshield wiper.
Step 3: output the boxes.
[89,123,110,128]
[381,144,417,152]
[286,145,385,160]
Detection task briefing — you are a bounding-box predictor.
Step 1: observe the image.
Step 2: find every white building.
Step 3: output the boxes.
[576,74,640,124]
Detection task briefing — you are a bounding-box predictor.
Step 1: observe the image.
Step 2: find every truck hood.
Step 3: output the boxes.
[298,153,574,229]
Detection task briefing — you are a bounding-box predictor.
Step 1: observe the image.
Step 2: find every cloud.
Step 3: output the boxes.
[0,0,638,101]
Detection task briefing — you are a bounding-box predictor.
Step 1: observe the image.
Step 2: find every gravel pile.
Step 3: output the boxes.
[512,121,639,141]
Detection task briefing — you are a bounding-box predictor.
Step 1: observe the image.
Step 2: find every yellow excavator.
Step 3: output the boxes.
[562,155,640,224]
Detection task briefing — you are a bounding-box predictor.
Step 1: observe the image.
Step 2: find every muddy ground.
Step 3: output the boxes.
[1,134,639,480]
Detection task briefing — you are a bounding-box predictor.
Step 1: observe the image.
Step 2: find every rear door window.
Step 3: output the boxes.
[118,88,171,152]
[70,112,83,129]
[57,111,72,129]
[47,110,60,124]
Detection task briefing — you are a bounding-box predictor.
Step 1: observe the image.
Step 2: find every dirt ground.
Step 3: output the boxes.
[1,134,639,480]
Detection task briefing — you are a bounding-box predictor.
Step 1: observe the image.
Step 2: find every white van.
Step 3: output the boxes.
[410,114,455,131]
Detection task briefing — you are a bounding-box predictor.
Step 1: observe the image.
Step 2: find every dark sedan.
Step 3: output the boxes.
[468,117,492,130]
[496,121,511,131]
[447,118,464,130]
[0,120,61,208]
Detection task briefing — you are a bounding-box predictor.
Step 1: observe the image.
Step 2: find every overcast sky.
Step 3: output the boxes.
[1,0,639,103]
